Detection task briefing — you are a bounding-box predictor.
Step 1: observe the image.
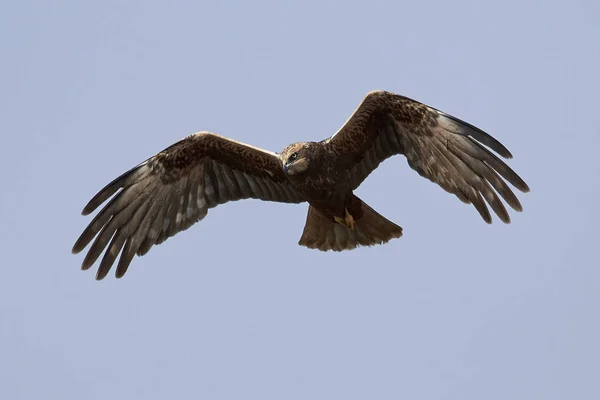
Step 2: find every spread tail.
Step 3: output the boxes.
[298,199,403,251]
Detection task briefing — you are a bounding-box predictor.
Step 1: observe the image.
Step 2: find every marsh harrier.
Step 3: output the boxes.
[73,90,529,279]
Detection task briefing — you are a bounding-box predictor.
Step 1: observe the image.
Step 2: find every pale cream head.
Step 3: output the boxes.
[280,142,311,176]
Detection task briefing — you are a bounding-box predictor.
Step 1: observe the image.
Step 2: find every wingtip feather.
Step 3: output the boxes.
[72,235,89,255]
[437,111,514,159]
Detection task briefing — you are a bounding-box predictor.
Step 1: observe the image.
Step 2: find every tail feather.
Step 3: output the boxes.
[298,199,403,251]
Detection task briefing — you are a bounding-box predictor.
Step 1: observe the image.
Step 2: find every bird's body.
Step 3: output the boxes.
[73,90,529,280]
[282,142,354,219]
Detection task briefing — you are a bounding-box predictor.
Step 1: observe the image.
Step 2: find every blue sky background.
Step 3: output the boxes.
[1,1,599,399]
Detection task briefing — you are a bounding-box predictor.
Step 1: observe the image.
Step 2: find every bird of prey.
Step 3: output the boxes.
[73,90,529,280]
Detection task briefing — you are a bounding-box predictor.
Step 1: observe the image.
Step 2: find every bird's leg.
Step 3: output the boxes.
[344,208,355,231]
[334,208,355,231]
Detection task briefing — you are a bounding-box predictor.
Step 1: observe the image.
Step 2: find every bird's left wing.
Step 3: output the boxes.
[324,90,530,223]
[73,132,305,280]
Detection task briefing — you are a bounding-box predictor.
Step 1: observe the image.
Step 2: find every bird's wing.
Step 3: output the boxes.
[324,90,529,223]
[73,132,305,280]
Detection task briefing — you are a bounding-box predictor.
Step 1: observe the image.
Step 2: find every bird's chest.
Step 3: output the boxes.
[290,167,352,215]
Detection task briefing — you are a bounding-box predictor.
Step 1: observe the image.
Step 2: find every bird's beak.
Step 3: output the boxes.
[283,163,290,173]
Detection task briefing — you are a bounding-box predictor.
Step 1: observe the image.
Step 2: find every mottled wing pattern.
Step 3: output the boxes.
[72,132,305,280]
[325,90,530,223]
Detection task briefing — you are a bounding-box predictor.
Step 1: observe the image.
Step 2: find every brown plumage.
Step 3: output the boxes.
[73,90,529,280]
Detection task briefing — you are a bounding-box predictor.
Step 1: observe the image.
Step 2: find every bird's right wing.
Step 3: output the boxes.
[72,132,305,280]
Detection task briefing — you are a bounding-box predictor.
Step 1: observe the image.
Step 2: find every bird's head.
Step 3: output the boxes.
[280,142,312,176]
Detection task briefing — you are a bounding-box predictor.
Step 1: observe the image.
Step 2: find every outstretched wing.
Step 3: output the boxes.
[324,90,529,223]
[73,132,305,280]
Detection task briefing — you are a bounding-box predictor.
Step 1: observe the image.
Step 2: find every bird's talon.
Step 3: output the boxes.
[334,209,355,230]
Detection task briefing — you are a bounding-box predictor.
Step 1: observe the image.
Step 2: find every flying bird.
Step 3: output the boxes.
[73,90,529,280]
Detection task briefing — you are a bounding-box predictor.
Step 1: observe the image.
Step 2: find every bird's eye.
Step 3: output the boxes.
[289,152,298,161]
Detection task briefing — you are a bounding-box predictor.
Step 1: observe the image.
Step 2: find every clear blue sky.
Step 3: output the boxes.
[1,1,599,399]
